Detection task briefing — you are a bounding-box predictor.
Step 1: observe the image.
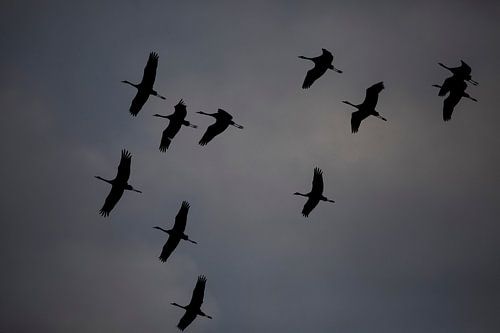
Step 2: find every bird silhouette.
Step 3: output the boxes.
[197,109,243,146]
[153,201,197,262]
[433,81,478,121]
[153,99,197,152]
[342,81,387,133]
[299,48,342,89]
[294,167,335,217]
[95,150,142,217]
[171,275,212,331]
[122,52,166,116]
[438,60,478,86]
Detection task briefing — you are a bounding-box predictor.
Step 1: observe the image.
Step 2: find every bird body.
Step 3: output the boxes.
[171,275,212,331]
[154,201,197,262]
[122,52,166,116]
[299,48,342,89]
[294,167,335,217]
[433,81,477,121]
[198,109,243,146]
[342,81,387,133]
[154,100,197,152]
[95,150,141,217]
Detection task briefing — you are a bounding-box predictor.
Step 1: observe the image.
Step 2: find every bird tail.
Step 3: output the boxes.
[159,138,171,152]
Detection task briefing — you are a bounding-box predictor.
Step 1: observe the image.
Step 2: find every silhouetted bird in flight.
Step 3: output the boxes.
[299,48,342,89]
[294,167,335,217]
[122,52,166,116]
[342,81,387,133]
[153,201,197,262]
[171,275,212,331]
[95,150,142,217]
[433,81,477,121]
[438,60,478,86]
[153,100,197,152]
[197,109,243,146]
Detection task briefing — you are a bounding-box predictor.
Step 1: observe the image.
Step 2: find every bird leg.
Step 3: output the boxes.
[186,239,198,244]
[329,65,343,73]
[230,122,244,129]
[151,90,166,100]
[375,115,387,121]
[468,78,479,86]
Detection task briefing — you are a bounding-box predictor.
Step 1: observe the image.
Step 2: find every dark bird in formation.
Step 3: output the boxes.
[197,109,244,146]
[171,275,212,331]
[95,150,142,217]
[153,201,197,262]
[342,81,387,133]
[154,99,198,152]
[294,167,335,217]
[122,52,166,116]
[299,48,343,89]
[435,61,478,121]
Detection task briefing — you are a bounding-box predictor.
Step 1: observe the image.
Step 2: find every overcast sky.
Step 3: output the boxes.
[1,1,499,332]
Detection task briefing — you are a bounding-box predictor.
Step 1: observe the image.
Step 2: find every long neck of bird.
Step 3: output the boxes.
[171,303,187,310]
[95,176,113,184]
[198,111,215,117]
[294,192,309,197]
[342,101,358,109]
[154,227,170,234]
[122,80,139,88]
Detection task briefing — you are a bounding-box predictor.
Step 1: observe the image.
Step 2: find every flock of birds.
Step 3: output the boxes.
[94,49,478,330]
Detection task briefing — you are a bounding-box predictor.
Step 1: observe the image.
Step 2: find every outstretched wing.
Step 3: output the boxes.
[199,121,230,146]
[177,310,197,331]
[351,110,368,133]
[129,90,150,116]
[159,236,181,262]
[443,92,462,122]
[302,197,319,217]
[140,52,158,88]
[173,201,190,232]
[302,65,328,89]
[362,82,384,109]
[159,121,182,152]
[188,275,207,308]
[115,149,131,183]
[311,167,324,195]
[99,185,124,217]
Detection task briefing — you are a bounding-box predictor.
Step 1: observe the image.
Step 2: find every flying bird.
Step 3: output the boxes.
[433,81,478,121]
[438,60,478,86]
[294,167,335,217]
[122,52,166,116]
[171,275,212,331]
[153,99,197,152]
[153,201,197,262]
[197,109,243,146]
[95,150,142,217]
[342,81,387,133]
[299,48,342,89]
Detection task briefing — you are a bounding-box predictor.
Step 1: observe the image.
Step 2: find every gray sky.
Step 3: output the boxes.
[1,0,499,332]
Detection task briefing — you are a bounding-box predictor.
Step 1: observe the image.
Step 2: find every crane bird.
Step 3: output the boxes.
[95,150,142,217]
[153,99,197,152]
[342,81,387,133]
[433,81,477,121]
[153,201,197,262]
[122,52,166,116]
[197,109,243,146]
[294,167,335,217]
[438,60,478,86]
[299,48,342,89]
[171,275,212,331]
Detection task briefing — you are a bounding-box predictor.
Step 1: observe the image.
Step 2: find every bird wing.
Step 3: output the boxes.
[139,52,158,88]
[199,120,230,146]
[442,92,462,122]
[173,201,190,232]
[115,149,131,183]
[159,236,181,262]
[302,65,328,89]
[351,110,368,133]
[129,90,150,116]
[311,167,324,195]
[188,275,207,308]
[159,121,182,152]
[99,185,124,217]
[302,197,319,217]
[362,82,384,109]
[177,310,197,331]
